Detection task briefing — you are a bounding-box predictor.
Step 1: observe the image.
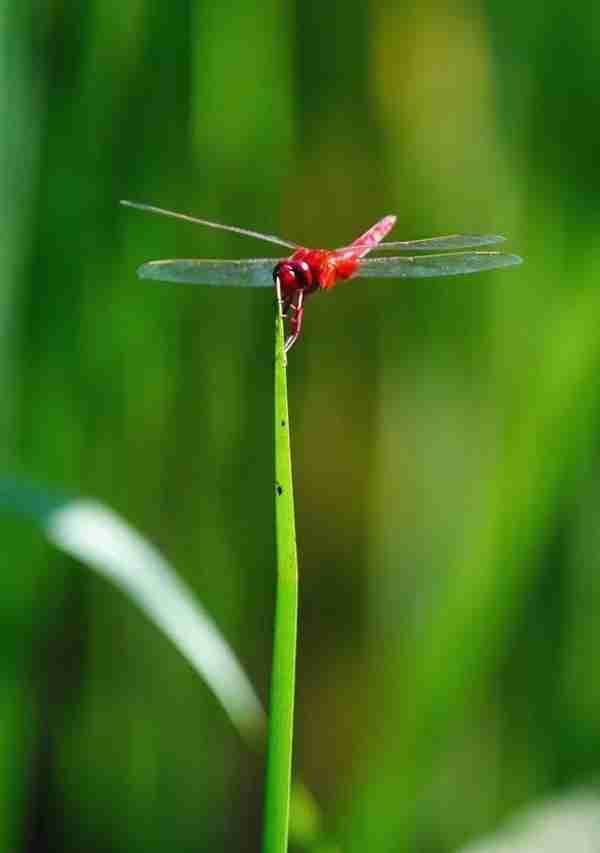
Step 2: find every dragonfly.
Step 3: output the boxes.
[121,200,522,352]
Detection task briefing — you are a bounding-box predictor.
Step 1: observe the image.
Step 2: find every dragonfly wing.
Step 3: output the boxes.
[356,252,522,279]
[137,258,277,287]
[371,234,507,252]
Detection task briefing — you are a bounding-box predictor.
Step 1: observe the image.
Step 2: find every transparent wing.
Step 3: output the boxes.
[370,234,507,252]
[137,258,277,287]
[356,251,522,279]
[121,200,299,249]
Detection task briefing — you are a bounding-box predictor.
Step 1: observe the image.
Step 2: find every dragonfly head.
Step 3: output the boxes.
[273,259,314,296]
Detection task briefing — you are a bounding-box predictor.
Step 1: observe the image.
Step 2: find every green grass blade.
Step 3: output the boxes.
[0,479,265,747]
[262,301,299,853]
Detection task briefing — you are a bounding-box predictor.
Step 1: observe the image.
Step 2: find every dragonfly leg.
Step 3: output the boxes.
[284,289,304,352]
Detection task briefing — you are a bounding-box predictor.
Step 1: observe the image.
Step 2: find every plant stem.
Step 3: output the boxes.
[262,295,299,853]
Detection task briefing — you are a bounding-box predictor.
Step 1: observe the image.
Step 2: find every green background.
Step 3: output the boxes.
[3,1,600,851]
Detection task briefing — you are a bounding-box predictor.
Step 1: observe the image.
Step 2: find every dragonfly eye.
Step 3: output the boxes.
[273,260,313,293]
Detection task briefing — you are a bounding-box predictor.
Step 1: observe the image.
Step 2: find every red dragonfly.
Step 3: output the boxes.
[121,200,521,352]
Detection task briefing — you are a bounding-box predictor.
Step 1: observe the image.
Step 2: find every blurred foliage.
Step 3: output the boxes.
[2,0,600,852]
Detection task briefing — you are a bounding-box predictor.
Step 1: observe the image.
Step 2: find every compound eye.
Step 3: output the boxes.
[294,260,313,290]
[274,259,314,294]
[274,262,298,291]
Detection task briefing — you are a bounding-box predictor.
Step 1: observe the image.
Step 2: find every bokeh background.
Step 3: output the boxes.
[3,1,600,851]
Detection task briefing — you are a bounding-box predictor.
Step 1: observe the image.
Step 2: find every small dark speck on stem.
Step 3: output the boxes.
[276,484,283,496]
[280,420,286,427]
